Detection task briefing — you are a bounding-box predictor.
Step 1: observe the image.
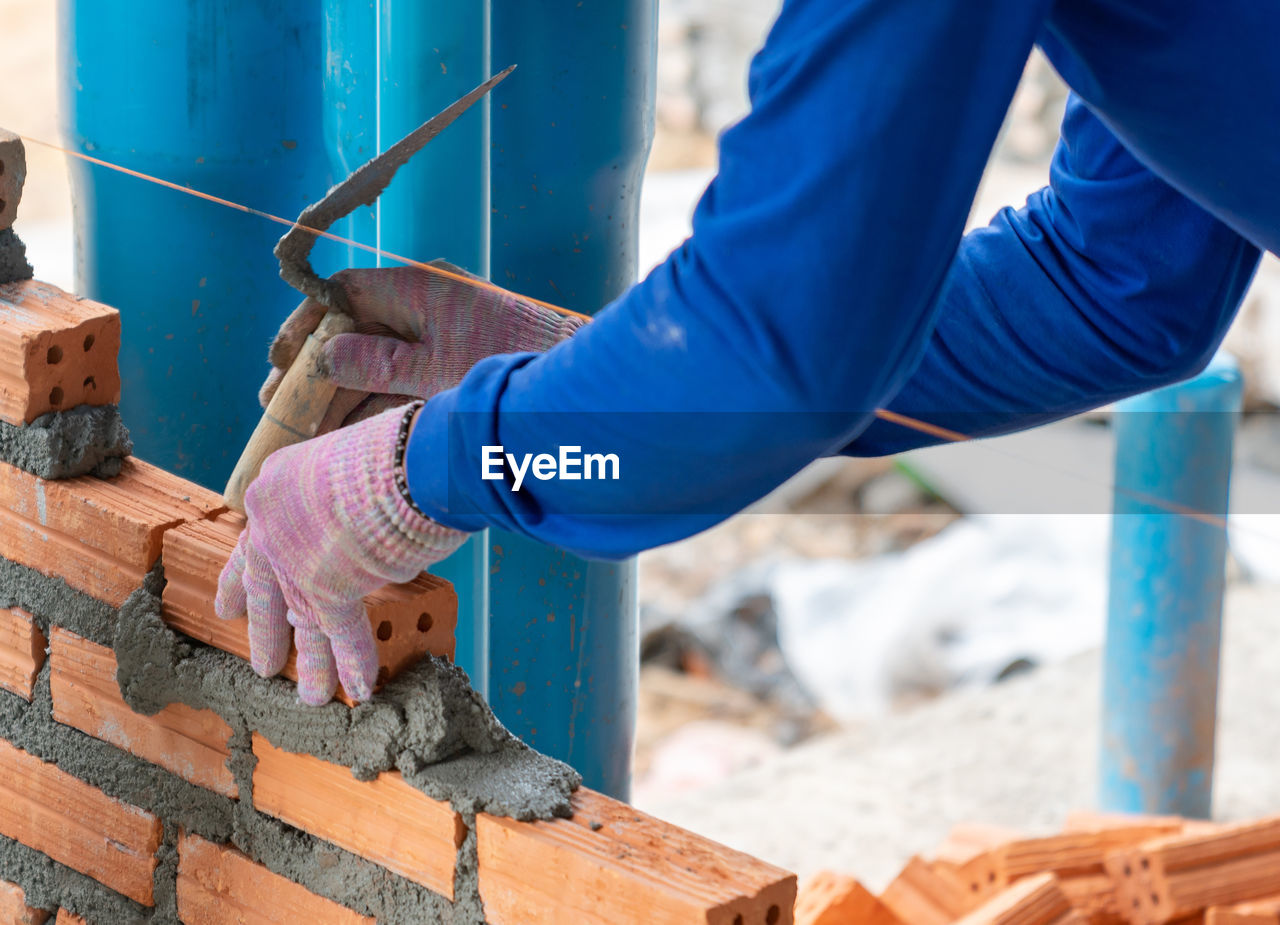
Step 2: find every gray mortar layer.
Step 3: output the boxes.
[0,560,580,921]
[116,567,581,821]
[0,228,33,284]
[0,667,234,842]
[0,835,147,924]
[0,404,132,480]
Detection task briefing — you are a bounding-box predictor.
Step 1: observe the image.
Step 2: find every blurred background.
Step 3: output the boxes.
[9,0,1280,887]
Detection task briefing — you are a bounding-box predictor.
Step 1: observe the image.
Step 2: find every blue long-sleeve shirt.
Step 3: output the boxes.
[405,0,1273,559]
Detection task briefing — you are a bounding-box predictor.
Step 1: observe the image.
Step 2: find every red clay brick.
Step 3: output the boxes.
[0,280,121,424]
[0,606,44,701]
[476,786,797,925]
[0,878,49,924]
[882,856,975,925]
[163,512,457,702]
[0,458,225,607]
[53,912,84,925]
[48,627,236,797]
[955,873,1085,925]
[796,871,903,925]
[250,735,462,899]
[176,832,373,925]
[1107,816,1280,925]
[0,738,161,906]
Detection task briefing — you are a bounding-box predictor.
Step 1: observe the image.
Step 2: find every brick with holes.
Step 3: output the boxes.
[796,871,903,925]
[0,280,121,424]
[162,512,457,703]
[1106,816,1280,925]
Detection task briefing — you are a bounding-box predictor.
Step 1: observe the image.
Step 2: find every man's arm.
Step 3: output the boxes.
[405,0,1055,558]
[844,95,1261,456]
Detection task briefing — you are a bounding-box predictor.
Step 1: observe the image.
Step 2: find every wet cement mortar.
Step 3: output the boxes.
[0,554,581,922]
[124,567,579,922]
[0,405,132,479]
[0,228,33,284]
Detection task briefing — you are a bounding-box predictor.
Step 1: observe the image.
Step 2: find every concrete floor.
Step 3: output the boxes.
[637,582,1280,889]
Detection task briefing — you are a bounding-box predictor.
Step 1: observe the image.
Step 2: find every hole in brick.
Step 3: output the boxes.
[49,386,63,406]
[766,906,780,924]
[0,197,5,213]
[83,333,95,352]
[83,375,96,391]
[1123,864,1132,876]
[418,612,433,633]
[47,345,63,365]
[1141,858,1149,870]
[0,160,5,176]
[1151,894,1159,905]
[970,883,979,893]
[376,620,393,641]
[375,666,389,688]
[733,916,743,925]
[1133,900,1140,909]
[987,872,996,884]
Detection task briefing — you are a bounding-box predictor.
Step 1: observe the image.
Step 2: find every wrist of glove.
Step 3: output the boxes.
[215,402,465,705]
[259,262,586,433]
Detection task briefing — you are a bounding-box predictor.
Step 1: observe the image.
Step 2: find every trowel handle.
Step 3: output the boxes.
[223,310,356,513]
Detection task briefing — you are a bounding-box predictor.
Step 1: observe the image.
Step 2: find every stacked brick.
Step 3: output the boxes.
[0,277,797,923]
[797,812,1280,925]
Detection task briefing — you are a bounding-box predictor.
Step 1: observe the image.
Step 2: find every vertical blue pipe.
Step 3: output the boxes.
[322,0,492,697]
[59,0,335,489]
[1100,354,1242,818]
[489,0,657,799]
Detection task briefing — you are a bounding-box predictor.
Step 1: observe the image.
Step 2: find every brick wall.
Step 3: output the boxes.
[0,275,796,923]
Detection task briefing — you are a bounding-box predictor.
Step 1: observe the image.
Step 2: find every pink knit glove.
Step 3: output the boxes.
[214,404,466,705]
[260,262,586,424]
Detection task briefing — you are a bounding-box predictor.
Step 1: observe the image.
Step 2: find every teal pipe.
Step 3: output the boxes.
[60,0,336,487]
[1100,354,1242,817]
[321,0,492,697]
[489,0,657,799]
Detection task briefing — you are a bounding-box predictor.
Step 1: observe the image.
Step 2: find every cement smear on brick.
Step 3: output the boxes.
[0,229,33,284]
[0,835,147,924]
[115,570,581,821]
[0,555,119,647]
[0,405,132,479]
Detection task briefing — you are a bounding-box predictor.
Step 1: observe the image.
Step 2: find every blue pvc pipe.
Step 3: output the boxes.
[489,0,657,799]
[1100,354,1242,818]
[321,0,492,697]
[60,0,337,489]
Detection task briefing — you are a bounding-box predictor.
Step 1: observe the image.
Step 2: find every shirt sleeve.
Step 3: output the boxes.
[404,0,1053,560]
[843,94,1261,456]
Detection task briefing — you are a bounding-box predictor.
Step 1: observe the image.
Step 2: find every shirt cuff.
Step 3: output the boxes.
[402,387,492,534]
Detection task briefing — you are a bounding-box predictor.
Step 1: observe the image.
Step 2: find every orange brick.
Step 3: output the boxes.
[0,280,121,424]
[48,627,236,797]
[0,878,50,924]
[1063,813,1186,835]
[53,913,84,925]
[176,832,372,925]
[0,738,161,906]
[1107,816,1280,925]
[250,735,462,899]
[882,856,976,925]
[163,513,457,702]
[797,871,903,925]
[0,458,225,607]
[935,824,1025,903]
[954,873,1085,925]
[1207,898,1280,925]
[0,606,44,701]
[476,787,797,925]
